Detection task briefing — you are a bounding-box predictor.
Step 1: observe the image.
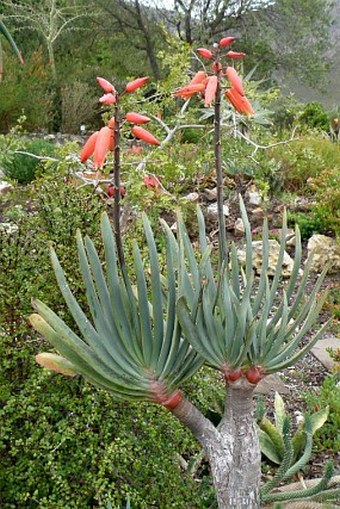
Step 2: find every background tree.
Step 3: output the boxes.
[92,0,166,80]
[1,0,86,79]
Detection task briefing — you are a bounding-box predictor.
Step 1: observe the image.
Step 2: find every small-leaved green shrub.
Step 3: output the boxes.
[2,139,56,183]
[298,102,329,132]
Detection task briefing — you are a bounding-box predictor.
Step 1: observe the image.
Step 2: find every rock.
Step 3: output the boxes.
[311,335,340,370]
[234,217,245,236]
[0,222,19,235]
[251,207,265,220]
[206,202,229,221]
[185,192,199,202]
[246,185,262,206]
[274,227,296,247]
[307,234,340,273]
[255,374,289,394]
[0,180,13,195]
[237,239,296,277]
[203,187,218,201]
[293,196,314,212]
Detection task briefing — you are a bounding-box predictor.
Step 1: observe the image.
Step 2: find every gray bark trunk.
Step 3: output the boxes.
[171,379,261,509]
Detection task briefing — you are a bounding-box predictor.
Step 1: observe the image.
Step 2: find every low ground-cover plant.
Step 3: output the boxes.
[258,392,329,466]
[303,374,340,453]
[271,135,340,193]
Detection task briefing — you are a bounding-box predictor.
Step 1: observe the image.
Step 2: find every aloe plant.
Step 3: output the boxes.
[31,213,203,405]
[0,18,24,81]
[258,392,329,466]
[30,39,333,509]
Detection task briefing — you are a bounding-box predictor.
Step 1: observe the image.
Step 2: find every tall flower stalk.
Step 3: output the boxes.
[80,75,160,268]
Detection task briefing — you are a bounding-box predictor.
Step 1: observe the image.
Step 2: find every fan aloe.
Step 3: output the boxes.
[31,213,203,406]
[30,38,332,509]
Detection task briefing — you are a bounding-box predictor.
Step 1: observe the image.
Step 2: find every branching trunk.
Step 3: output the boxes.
[171,380,261,509]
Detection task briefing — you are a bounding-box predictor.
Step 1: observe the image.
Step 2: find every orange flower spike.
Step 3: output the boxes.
[125,76,149,93]
[96,77,115,94]
[131,126,161,146]
[219,36,235,47]
[225,88,244,114]
[197,48,213,59]
[204,75,218,107]
[174,83,206,99]
[189,70,207,86]
[125,112,151,124]
[80,131,99,163]
[225,88,254,116]
[226,67,245,96]
[99,93,116,105]
[226,50,246,59]
[240,95,255,116]
[94,126,112,169]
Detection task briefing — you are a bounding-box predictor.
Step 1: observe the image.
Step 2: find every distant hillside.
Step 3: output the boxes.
[286,0,340,108]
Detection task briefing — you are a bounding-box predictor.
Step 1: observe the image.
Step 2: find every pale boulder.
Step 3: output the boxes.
[307,234,340,273]
[237,239,296,277]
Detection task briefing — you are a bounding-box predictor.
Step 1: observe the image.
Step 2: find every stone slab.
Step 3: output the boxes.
[255,374,290,395]
[311,335,340,369]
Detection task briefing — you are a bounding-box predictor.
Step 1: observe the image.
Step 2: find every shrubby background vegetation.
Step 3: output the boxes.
[0,0,339,507]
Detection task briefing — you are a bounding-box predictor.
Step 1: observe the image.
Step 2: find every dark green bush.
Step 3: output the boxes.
[0,364,202,508]
[298,102,329,131]
[2,139,57,183]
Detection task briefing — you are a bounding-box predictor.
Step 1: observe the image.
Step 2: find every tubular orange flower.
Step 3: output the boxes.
[226,50,246,59]
[99,93,116,105]
[197,48,213,59]
[108,117,115,129]
[125,112,151,124]
[96,77,115,93]
[226,66,244,96]
[174,83,206,99]
[225,88,254,116]
[94,126,112,169]
[219,36,235,47]
[240,95,255,116]
[80,131,99,163]
[125,76,149,93]
[131,126,160,146]
[204,75,218,107]
[189,70,207,86]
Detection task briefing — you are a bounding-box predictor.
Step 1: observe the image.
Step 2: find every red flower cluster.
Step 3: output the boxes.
[80,76,161,169]
[174,36,254,116]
